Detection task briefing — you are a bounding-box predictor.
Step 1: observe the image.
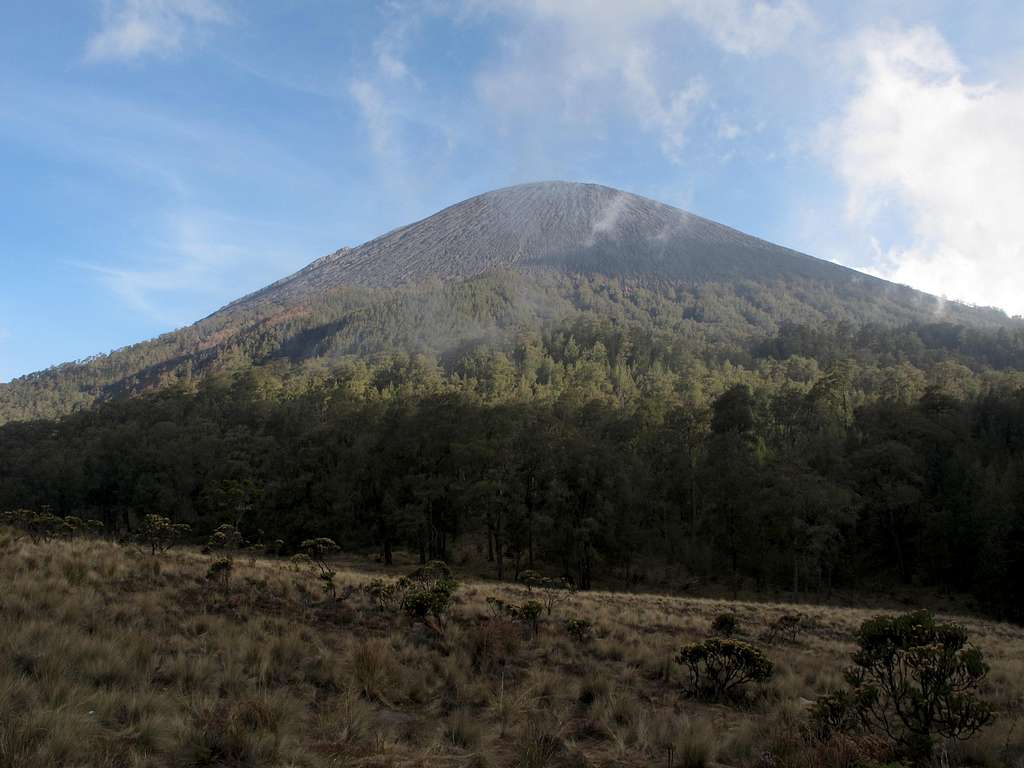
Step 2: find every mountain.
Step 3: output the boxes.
[236,181,874,304]
[0,181,1018,423]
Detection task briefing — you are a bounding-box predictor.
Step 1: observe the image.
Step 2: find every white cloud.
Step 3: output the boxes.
[472,0,812,162]
[828,25,1024,316]
[349,80,397,158]
[673,0,814,56]
[717,118,743,140]
[86,0,228,62]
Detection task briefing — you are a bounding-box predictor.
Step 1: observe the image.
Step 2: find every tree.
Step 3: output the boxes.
[137,514,191,555]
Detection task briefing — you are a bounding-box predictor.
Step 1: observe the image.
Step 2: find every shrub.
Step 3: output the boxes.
[363,578,401,611]
[206,556,234,593]
[711,612,739,638]
[137,514,191,555]
[675,638,773,702]
[300,538,340,599]
[564,618,593,644]
[519,570,576,615]
[813,610,994,762]
[407,559,453,587]
[207,524,244,551]
[762,614,803,644]
[401,581,457,627]
[486,597,543,635]
[244,543,265,566]
[399,562,458,629]
[3,509,61,542]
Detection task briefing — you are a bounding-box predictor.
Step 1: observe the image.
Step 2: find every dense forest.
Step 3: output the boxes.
[3,285,1024,623]
[0,269,1019,424]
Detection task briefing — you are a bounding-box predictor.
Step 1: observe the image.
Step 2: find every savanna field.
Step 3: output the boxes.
[1,529,1022,768]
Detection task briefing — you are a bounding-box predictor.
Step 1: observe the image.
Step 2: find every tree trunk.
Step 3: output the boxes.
[495,508,505,581]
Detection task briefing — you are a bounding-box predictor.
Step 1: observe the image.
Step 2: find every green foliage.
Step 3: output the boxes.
[400,564,458,629]
[363,579,401,612]
[519,570,576,615]
[3,509,61,543]
[563,617,593,643]
[814,610,995,762]
[400,584,455,625]
[206,556,233,593]
[675,638,773,702]
[137,514,191,555]
[299,538,340,599]
[207,524,244,551]
[711,612,739,638]
[486,597,543,635]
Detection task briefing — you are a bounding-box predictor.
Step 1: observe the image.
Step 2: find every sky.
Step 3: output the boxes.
[2,1,1023,382]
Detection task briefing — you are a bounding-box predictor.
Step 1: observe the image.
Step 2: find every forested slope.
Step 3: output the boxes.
[3,182,1024,621]
[2,310,1024,621]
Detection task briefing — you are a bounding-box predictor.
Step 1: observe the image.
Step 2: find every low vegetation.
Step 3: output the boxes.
[1,529,1022,768]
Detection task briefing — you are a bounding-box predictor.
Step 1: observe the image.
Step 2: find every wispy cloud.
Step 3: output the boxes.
[69,210,291,326]
[677,0,815,56]
[0,82,341,324]
[825,25,1024,316]
[471,0,813,163]
[350,80,399,159]
[86,0,229,62]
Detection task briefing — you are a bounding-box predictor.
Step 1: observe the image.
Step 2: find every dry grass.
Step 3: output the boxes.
[0,530,1021,768]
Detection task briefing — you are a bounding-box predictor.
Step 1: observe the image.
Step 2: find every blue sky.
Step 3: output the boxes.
[2,1,1023,382]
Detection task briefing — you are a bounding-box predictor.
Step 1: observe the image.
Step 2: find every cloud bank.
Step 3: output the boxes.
[831,25,1024,316]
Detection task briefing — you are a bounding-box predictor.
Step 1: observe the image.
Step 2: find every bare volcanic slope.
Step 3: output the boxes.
[233,181,882,308]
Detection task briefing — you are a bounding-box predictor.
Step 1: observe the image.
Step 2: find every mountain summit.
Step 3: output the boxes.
[239,181,872,308]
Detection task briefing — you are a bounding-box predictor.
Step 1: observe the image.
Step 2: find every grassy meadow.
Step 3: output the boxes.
[1,530,1022,768]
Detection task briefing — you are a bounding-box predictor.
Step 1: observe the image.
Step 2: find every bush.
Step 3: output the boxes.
[564,618,593,644]
[519,570,576,615]
[206,556,234,593]
[300,538,340,599]
[207,523,244,550]
[363,578,401,611]
[137,514,191,555]
[762,614,803,644]
[486,597,543,635]
[812,610,994,762]
[711,612,739,638]
[400,583,456,626]
[399,561,458,629]
[3,509,62,543]
[675,638,773,702]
